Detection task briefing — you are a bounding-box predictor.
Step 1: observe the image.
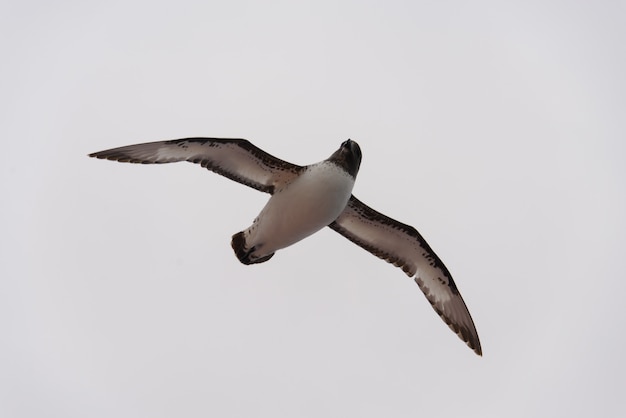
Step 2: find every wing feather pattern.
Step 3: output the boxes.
[89,138,303,194]
[329,195,482,355]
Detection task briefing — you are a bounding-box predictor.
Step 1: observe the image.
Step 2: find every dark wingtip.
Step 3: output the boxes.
[414,277,482,356]
[469,338,482,356]
[89,151,111,160]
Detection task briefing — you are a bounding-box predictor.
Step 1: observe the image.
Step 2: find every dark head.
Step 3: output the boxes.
[329,139,362,178]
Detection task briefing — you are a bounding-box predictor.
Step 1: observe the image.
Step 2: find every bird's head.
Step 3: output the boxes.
[329,139,361,178]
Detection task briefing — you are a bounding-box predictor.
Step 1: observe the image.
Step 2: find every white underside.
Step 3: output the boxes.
[244,161,355,258]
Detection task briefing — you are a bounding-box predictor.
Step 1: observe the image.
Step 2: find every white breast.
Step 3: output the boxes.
[245,161,355,254]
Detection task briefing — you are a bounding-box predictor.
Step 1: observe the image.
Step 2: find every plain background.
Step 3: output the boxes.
[2,1,625,417]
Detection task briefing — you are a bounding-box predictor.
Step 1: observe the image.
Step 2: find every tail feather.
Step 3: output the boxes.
[231,231,274,265]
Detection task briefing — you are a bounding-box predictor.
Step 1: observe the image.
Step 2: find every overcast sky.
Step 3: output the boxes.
[2,1,625,417]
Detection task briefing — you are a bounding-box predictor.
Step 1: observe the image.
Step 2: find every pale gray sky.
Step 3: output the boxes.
[2,1,625,417]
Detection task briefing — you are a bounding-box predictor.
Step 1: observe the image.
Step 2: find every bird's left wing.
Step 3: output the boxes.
[329,195,482,356]
[89,138,303,194]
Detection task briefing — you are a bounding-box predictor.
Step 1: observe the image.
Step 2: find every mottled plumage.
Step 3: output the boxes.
[90,138,481,355]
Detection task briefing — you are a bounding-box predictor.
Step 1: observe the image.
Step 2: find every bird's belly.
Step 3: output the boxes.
[247,163,354,253]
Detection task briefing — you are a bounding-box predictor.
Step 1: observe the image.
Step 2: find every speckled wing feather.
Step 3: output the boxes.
[329,195,482,355]
[89,138,303,194]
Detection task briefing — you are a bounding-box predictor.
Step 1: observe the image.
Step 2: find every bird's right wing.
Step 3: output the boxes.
[329,195,482,355]
[89,138,304,194]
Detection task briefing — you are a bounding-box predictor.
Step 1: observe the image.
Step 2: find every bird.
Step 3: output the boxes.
[89,138,482,355]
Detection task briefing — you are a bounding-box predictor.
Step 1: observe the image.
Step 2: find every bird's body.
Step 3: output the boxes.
[238,161,355,263]
[90,138,482,355]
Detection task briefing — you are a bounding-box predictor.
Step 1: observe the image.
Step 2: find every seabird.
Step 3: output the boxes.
[89,138,482,355]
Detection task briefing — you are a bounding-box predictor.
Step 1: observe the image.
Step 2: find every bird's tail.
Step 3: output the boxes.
[231,231,275,265]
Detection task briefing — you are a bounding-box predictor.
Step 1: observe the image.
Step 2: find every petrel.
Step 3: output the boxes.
[89,138,482,355]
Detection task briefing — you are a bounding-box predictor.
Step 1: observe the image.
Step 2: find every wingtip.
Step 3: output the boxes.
[456,322,483,356]
[88,151,109,159]
[472,341,483,357]
[460,325,482,356]
[413,277,482,356]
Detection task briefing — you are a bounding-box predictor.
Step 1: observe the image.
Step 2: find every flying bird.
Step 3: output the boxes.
[89,138,482,355]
